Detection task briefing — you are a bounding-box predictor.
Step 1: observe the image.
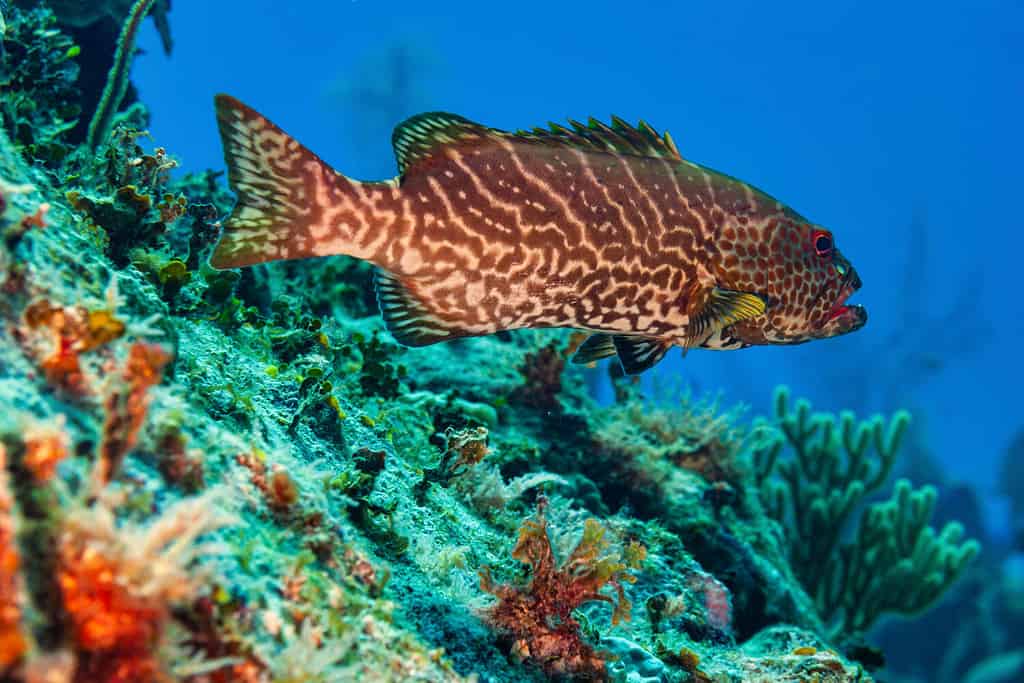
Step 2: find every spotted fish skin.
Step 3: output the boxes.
[211,95,866,373]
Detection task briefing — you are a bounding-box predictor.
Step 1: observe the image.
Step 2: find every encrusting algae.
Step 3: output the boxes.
[0,3,979,683]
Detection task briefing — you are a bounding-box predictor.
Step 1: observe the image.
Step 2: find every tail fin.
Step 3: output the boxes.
[210,94,362,269]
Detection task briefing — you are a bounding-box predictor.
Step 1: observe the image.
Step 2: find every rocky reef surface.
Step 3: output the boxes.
[0,4,979,682]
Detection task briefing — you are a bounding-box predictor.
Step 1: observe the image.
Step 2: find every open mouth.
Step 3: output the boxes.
[825,278,867,328]
[827,286,856,321]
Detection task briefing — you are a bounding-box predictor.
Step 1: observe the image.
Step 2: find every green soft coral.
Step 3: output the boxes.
[85,0,156,150]
[834,478,978,634]
[755,385,979,638]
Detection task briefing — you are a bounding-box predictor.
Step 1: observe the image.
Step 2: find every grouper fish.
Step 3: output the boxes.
[209,95,867,374]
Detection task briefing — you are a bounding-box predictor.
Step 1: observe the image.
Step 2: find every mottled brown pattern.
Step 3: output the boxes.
[210,95,867,371]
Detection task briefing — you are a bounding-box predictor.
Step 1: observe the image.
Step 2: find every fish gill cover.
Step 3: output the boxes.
[0,2,995,683]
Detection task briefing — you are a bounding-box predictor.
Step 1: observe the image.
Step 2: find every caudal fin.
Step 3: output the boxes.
[210,94,361,269]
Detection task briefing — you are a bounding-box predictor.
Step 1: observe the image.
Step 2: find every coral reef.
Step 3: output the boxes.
[0,6,982,682]
[10,0,172,147]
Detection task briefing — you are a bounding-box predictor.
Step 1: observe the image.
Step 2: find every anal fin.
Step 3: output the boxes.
[612,336,672,374]
[374,270,469,347]
[571,334,617,364]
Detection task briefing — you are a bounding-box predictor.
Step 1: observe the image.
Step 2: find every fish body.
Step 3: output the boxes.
[211,95,866,373]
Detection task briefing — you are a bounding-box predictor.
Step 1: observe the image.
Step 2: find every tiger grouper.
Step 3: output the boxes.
[209,94,867,374]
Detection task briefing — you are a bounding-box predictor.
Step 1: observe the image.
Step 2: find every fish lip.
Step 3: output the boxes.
[833,302,868,329]
[826,286,854,321]
[824,274,866,329]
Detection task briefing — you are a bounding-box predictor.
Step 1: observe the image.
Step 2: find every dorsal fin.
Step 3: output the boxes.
[514,115,682,161]
[392,112,681,174]
[391,112,491,175]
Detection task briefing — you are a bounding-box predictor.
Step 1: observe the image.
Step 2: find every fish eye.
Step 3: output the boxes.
[812,230,833,257]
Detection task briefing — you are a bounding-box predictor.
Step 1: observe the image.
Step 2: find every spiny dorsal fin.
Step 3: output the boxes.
[571,334,617,365]
[515,115,682,161]
[392,112,491,176]
[612,336,672,374]
[374,270,472,346]
[687,287,766,346]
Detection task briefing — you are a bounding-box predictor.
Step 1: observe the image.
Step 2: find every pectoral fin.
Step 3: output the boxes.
[687,287,766,345]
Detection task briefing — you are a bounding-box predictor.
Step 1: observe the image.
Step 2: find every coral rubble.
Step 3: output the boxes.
[0,5,980,682]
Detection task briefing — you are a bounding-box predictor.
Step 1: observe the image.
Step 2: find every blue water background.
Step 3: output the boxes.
[133,1,1023,538]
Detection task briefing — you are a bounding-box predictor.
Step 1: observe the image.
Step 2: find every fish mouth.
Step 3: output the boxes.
[823,273,867,332]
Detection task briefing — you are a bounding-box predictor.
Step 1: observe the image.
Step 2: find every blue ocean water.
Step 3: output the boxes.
[134,0,1022,535]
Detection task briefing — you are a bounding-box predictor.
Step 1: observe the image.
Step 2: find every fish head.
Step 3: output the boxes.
[713,216,867,345]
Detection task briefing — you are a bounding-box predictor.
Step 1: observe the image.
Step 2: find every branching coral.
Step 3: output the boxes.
[44,1,172,56]
[754,385,979,638]
[830,479,977,635]
[479,499,646,678]
[1,7,948,677]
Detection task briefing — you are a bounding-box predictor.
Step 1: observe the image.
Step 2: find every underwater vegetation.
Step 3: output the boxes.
[0,3,984,682]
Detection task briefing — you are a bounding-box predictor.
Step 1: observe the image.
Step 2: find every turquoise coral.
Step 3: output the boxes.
[755,385,980,637]
[834,478,978,634]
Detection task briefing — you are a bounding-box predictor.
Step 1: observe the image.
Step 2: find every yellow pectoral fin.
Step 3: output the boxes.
[686,287,766,345]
